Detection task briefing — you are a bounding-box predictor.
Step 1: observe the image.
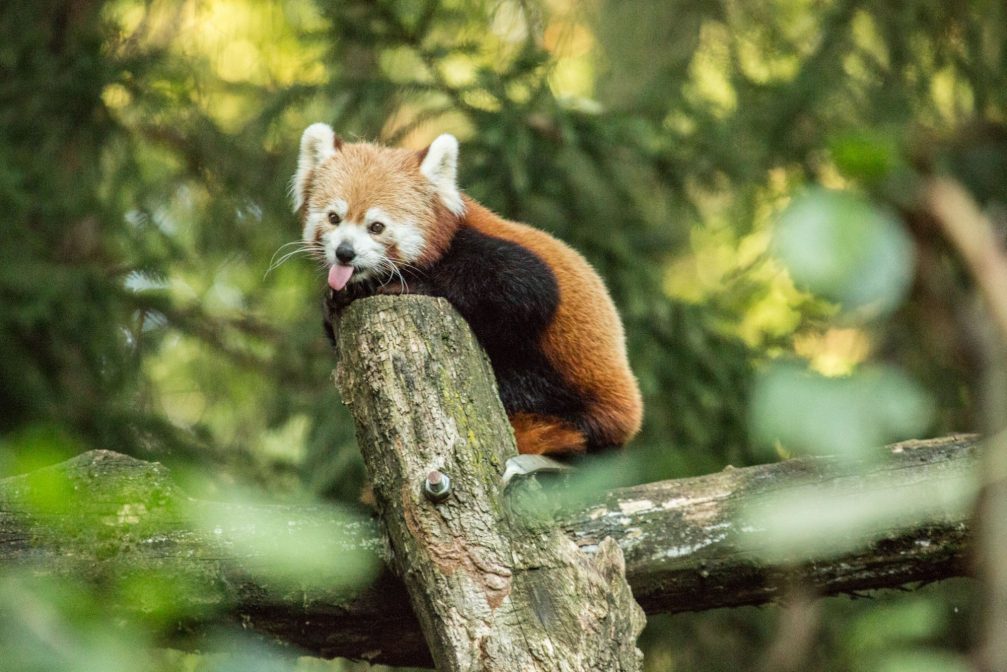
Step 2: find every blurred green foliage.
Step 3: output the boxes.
[2,0,1006,669]
[773,188,914,318]
[750,360,933,464]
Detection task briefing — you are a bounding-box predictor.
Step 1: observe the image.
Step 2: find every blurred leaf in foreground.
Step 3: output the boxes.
[187,493,380,594]
[195,631,302,672]
[508,450,644,525]
[738,465,973,562]
[847,597,946,655]
[0,573,151,672]
[872,650,971,672]
[749,361,934,463]
[773,189,914,320]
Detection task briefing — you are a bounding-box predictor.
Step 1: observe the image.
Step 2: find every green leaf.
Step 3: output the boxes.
[773,189,914,318]
[749,361,933,462]
[829,131,902,183]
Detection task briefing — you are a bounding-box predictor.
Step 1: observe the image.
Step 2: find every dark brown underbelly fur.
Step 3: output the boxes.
[421,227,612,451]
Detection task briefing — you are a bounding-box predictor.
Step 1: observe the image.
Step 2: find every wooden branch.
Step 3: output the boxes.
[0,436,975,667]
[333,296,645,670]
[0,296,977,667]
[570,434,975,614]
[926,178,1007,340]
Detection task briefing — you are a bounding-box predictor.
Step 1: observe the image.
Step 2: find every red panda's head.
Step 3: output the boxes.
[292,123,465,291]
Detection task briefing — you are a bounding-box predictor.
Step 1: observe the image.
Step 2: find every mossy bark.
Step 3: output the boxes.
[0,438,977,667]
[333,296,645,671]
[0,300,978,670]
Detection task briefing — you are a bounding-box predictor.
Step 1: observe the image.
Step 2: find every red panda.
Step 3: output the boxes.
[293,124,643,456]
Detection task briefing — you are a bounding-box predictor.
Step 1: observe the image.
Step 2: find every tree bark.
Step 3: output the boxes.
[0,294,978,668]
[0,437,975,667]
[333,296,645,671]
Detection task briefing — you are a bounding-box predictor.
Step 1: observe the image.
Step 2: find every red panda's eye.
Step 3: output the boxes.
[368,221,385,235]
[327,211,341,225]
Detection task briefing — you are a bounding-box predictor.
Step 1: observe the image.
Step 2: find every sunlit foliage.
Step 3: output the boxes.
[2,0,1006,669]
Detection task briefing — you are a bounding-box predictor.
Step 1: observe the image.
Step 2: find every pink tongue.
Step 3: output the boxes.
[327,264,354,291]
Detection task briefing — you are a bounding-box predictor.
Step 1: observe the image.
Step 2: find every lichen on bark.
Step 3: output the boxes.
[334,296,645,671]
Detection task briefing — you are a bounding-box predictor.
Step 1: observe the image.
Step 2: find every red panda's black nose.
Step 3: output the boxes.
[335,242,356,264]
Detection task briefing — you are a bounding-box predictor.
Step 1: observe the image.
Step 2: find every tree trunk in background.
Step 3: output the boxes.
[333,296,645,671]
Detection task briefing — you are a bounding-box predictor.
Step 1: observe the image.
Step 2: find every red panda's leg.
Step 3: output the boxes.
[510,412,587,456]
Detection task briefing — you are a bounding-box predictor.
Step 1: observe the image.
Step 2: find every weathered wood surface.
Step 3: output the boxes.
[0,292,978,668]
[333,296,645,671]
[568,434,974,614]
[0,436,976,667]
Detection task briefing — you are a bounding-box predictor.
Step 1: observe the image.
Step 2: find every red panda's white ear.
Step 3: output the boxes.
[291,123,342,213]
[420,134,464,216]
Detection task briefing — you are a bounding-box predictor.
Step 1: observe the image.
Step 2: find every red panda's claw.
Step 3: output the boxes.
[501,454,573,488]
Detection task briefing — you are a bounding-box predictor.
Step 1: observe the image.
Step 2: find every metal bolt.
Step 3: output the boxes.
[423,470,452,503]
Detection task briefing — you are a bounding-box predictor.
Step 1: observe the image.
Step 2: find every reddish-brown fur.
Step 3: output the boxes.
[302,135,642,456]
[461,198,643,454]
[303,144,459,267]
[509,413,588,455]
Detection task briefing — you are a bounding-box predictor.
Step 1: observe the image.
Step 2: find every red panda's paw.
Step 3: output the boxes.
[322,291,340,346]
[323,282,373,318]
[322,285,371,346]
[510,413,587,456]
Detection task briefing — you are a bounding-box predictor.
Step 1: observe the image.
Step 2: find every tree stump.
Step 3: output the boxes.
[334,296,646,671]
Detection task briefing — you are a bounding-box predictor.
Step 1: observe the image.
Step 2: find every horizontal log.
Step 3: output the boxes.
[0,435,977,667]
[566,434,975,614]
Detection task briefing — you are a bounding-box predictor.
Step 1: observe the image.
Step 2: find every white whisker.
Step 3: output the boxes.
[264,240,324,279]
[375,258,396,289]
[392,259,427,276]
[386,258,409,294]
[370,256,408,294]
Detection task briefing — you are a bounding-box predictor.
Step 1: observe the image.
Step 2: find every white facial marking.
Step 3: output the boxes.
[420,133,465,216]
[365,207,392,229]
[302,198,348,242]
[320,222,387,284]
[291,122,338,213]
[365,207,426,263]
[394,224,426,262]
